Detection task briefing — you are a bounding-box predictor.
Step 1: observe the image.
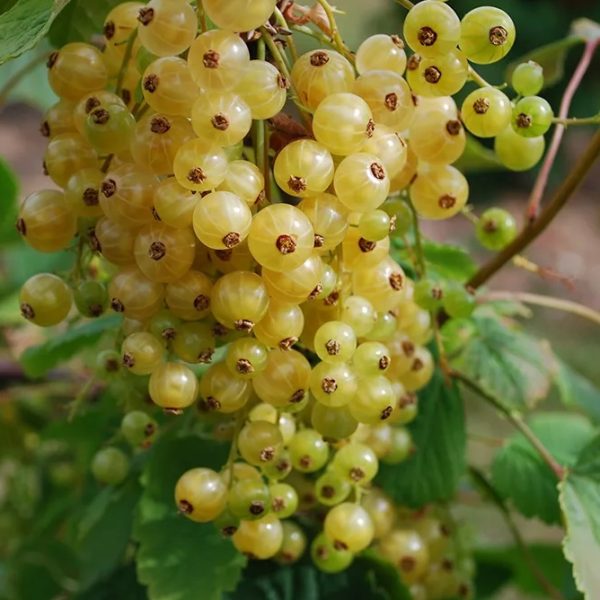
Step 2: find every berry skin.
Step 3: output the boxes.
[19,274,73,327]
[148,362,198,414]
[311,531,354,573]
[459,7,516,64]
[512,61,544,96]
[202,0,277,33]
[121,411,158,448]
[410,164,469,220]
[512,96,554,138]
[74,280,108,318]
[476,207,518,250]
[324,502,374,552]
[461,87,512,138]
[175,468,227,522]
[406,50,469,98]
[232,514,283,560]
[91,447,129,485]
[356,34,407,75]
[403,0,461,58]
[121,332,164,375]
[334,153,390,212]
[494,126,545,171]
[236,60,288,120]
[288,429,329,473]
[443,284,476,319]
[413,279,445,311]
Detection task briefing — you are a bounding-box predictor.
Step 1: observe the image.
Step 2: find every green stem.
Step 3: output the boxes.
[469,467,565,600]
[68,376,96,422]
[101,154,114,173]
[115,31,137,96]
[273,7,299,63]
[407,199,426,277]
[552,115,600,126]
[453,371,565,479]
[315,0,354,62]
[395,0,415,9]
[467,128,600,289]
[468,65,493,88]
[197,1,207,33]
[0,51,48,106]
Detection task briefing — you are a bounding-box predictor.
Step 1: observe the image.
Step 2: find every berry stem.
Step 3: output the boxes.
[394,0,415,10]
[479,291,600,326]
[115,30,138,96]
[253,39,271,202]
[407,198,426,277]
[552,114,600,126]
[469,466,565,600]
[453,370,566,480]
[315,0,353,62]
[68,375,97,422]
[467,128,600,289]
[273,7,299,63]
[197,1,207,33]
[467,66,493,88]
[526,39,599,222]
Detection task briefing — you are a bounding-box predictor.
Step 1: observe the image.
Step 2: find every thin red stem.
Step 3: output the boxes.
[526,39,599,222]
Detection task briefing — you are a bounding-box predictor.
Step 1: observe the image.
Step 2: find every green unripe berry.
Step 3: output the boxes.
[74,280,108,318]
[511,61,544,96]
[91,447,129,485]
[413,279,445,311]
[476,207,517,250]
[121,411,158,448]
[382,198,413,237]
[443,284,476,318]
[512,96,553,138]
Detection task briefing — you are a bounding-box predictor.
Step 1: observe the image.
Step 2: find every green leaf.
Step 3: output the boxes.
[0,157,18,244]
[422,241,477,282]
[377,369,466,507]
[75,565,147,600]
[0,0,69,65]
[475,544,580,600]
[492,412,596,524]
[559,435,600,598]
[506,35,584,90]
[75,479,142,590]
[452,315,554,410]
[555,360,600,423]
[134,436,246,600]
[19,315,121,378]
[49,0,122,46]
[453,135,503,174]
[227,552,410,600]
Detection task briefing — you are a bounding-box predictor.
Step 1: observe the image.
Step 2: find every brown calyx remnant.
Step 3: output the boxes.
[88,304,104,317]
[137,7,154,26]
[234,319,254,332]
[212,323,229,337]
[516,113,532,129]
[379,355,391,370]
[333,540,348,551]
[321,485,335,498]
[418,26,437,47]
[385,92,398,111]
[152,207,162,221]
[202,50,220,69]
[446,119,461,135]
[20,303,35,320]
[103,20,115,40]
[214,249,232,261]
[194,294,210,311]
[321,377,338,393]
[222,232,241,248]
[148,241,166,261]
[399,392,417,408]
[91,108,110,125]
[197,349,214,363]
[249,501,265,516]
[313,233,325,248]
[431,286,444,300]
[325,339,340,356]
[187,167,207,184]
[483,218,498,233]
[260,446,275,462]
[310,50,329,66]
[279,337,298,350]
[438,194,456,209]
[390,34,404,48]
[121,88,132,105]
[82,188,99,206]
[276,234,297,254]
[104,356,120,372]
[178,499,193,514]
[272,497,285,512]
[308,284,323,300]
[122,352,135,368]
[389,272,404,290]
[40,121,50,137]
[287,175,307,193]
[489,25,508,46]
[400,556,417,572]
[101,178,117,198]
[236,358,254,374]
[407,54,421,71]
[16,218,26,236]
[144,423,156,437]
[323,290,339,306]
[424,66,442,83]
[412,358,424,372]
[143,74,159,93]
[162,327,176,341]
[211,113,229,131]
[358,237,376,253]
[299,455,312,469]
[370,162,386,180]
[290,389,305,403]
[381,405,393,420]
[402,340,415,356]
[204,396,222,411]
[85,96,101,114]
[164,407,183,415]
[221,525,238,537]
[366,118,375,137]
[473,97,490,114]
[111,298,125,312]
[89,230,101,252]
[350,467,365,481]
[277,74,289,89]
[46,51,58,69]
[150,115,171,133]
